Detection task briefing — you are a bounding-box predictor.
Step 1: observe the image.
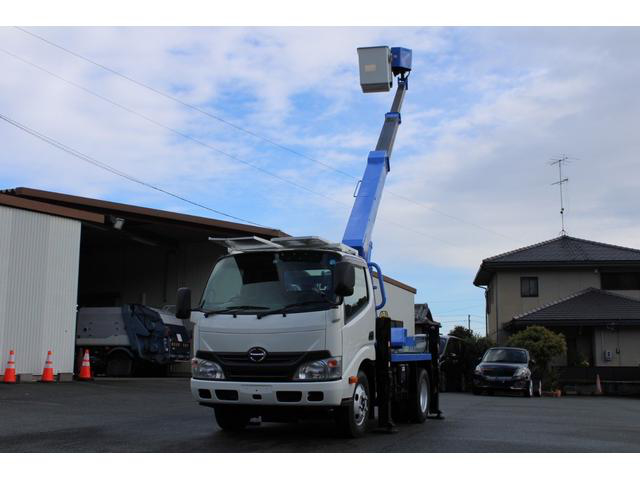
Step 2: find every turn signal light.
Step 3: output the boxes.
[348,376,358,384]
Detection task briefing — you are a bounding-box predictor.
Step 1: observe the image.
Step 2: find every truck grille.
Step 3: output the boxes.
[196,350,331,382]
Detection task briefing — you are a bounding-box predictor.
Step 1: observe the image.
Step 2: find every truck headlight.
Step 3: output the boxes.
[513,367,530,379]
[293,357,342,381]
[192,357,225,380]
[474,365,484,374]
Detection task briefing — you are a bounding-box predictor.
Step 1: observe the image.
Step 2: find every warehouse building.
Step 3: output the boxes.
[0,187,417,381]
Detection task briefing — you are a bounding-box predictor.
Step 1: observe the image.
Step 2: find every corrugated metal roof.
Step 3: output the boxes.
[508,288,640,327]
[3,187,286,238]
[0,193,104,224]
[474,235,640,285]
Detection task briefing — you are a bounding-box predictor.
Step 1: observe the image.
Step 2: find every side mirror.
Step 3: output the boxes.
[176,287,192,319]
[530,358,536,365]
[333,261,355,297]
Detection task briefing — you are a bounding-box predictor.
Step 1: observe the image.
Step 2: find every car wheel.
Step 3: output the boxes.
[410,368,430,423]
[524,380,533,397]
[533,380,542,397]
[336,370,370,438]
[214,405,250,431]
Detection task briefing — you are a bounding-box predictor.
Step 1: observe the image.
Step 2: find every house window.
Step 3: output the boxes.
[520,277,538,297]
[601,272,640,290]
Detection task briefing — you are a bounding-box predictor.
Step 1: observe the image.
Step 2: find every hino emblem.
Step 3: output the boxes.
[248,347,267,363]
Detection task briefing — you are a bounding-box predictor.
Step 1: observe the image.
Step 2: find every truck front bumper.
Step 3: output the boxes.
[191,378,349,407]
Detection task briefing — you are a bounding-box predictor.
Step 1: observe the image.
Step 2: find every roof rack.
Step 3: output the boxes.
[209,235,358,255]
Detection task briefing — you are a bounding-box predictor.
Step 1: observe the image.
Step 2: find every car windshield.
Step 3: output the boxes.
[483,348,528,364]
[200,250,340,314]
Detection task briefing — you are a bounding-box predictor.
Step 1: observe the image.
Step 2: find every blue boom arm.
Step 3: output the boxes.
[342,65,408,263]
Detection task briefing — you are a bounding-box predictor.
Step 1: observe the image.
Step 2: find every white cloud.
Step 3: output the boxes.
[2,26,640,294]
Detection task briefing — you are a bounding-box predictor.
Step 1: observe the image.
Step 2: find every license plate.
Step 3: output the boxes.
[242,385,273,394]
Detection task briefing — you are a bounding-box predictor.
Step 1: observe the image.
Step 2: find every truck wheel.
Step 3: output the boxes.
[106,351,133,377]
[214,406,250,431]
[410,368,430,423]
[336,370,370,438]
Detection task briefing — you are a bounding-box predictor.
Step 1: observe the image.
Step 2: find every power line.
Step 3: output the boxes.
[0,112,265,227]
[13,26,357,180]
[0,46,458,248]
[14,26,519,243]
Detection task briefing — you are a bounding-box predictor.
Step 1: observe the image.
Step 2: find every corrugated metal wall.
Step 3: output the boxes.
[0,205,81,375]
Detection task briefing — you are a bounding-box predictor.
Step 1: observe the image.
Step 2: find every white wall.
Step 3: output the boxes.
[0,206,81,376]
[594,326,640,367]
[372,276,416,336]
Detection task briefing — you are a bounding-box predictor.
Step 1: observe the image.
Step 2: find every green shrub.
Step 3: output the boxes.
[506,326,566,389]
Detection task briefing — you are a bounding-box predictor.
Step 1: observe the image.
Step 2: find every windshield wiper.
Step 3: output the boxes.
[203,305,270,317]
[257,299,334,319]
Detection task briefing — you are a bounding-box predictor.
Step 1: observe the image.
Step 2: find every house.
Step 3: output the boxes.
[473,235,640,387]
[414,303,437,334]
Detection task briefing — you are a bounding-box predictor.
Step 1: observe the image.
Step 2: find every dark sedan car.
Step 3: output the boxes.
[472,347,541,397]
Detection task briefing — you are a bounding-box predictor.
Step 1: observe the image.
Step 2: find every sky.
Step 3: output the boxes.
[1,26,640,335]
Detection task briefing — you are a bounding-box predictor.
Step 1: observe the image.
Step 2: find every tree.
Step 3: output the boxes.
[449,326,473,339]
[506,326,567,389]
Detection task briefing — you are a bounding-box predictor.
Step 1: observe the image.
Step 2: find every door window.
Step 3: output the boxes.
[344,266,369,323]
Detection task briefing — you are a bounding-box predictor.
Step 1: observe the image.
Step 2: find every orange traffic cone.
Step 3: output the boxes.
[3,350,17,384]
[77,349,93,381]
[41,350,55,383]
[595,374,603,395]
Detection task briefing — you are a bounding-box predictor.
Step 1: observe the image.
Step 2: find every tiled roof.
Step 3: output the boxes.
[484,235,640,264]
[509,288,640,327]
[474,236,640,285]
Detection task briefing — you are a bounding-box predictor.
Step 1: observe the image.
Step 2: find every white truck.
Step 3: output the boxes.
[176,46,442,437]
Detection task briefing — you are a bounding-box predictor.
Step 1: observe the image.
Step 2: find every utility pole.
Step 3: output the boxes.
[550,155,570,236]
[467,314,471,331]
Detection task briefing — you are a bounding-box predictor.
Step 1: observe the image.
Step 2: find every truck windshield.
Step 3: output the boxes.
[200,250,341,314]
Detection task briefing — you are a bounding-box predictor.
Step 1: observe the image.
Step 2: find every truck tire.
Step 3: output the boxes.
[336,370,370,438]
[106,351,133,377]
[410,368,430,423]
[214,406,250,431]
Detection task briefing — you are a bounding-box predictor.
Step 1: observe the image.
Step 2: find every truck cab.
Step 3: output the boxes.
[185,236,379,435]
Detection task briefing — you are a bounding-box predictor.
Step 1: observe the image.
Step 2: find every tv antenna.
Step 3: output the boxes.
[549,154,571,235]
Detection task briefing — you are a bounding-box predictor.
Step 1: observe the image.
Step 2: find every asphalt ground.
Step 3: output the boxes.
[1,378,639,452]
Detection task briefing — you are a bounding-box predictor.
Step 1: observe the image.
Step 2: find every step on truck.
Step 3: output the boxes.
[176,45,443,437]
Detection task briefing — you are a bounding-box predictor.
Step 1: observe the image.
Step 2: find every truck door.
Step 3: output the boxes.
[342,266,376,375]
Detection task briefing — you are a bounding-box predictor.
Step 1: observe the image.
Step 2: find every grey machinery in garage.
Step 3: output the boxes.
[76,304,191,376]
